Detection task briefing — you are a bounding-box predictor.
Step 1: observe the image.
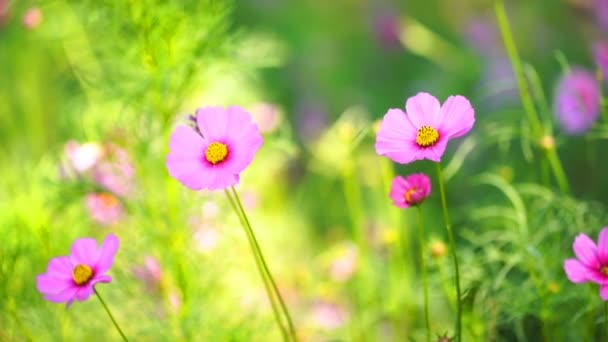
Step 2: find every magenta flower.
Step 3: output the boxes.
[166,106,263,191]
[372,10,401,50]
[593,41,608,82]
[594,0,608,32]
[564,227,608,300]
[133,256,162,293]
[93,144,135,197]
[85,192,124,225]
[375,92,475,164]
[36,234,119,307]
[22,7,42,29]
[389,174,431,208]
[554,68,600,135]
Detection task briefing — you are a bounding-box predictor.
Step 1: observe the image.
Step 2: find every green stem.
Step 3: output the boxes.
[494,0,570,194]
[596,69,608,125]
[224,190,289,341]
[416,206,431,342]
[603,301,608,341]
[94,287,128,342]
[435,163,462,341]
[230,186,298,341]
[545,148,570,194]
[494,0,542,135]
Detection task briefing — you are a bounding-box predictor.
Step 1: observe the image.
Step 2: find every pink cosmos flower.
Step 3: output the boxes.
[93,145,135,197]
[554,68,600,135]
[593,41,608,82]
[22,7,42,29]
[389,173,431,208]
[133,256,162,293]
[311,301,348,330]
[166,106,263,191]
[375,92,475,164]
[329,243,358,282]
[85,192,124,225]
[249,102,282,134]
[564,227,608,300]
[372,10,402,50]
[64,140,104,174]
[594,0,608,32]
[36,234,119,307]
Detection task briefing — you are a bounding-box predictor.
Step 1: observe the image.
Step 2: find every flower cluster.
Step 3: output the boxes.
[61,141,134,225]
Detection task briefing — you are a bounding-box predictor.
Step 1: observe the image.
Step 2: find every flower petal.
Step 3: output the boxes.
[95,234,119,274]
[43,286,78,305]
[204,172,240,191]
[405,92,441,128]
[375,109,420,164]
[564,259,590,283]
[597,227,608,264]
[421,136,449,162]
[70,238,99,266]
[438,95,475,139]
[389,176,410,209]
[166,154,214,190]
[196,106,229,140]
[74,286,94,301]
[573,233,600,269]
[168,125,205,158]
[45,256,74,280]
[91,275,112,285]
[36,275,73,294]
[600,285,608,301]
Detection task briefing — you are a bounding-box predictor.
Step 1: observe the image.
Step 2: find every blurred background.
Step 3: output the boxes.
[3,0,608,340]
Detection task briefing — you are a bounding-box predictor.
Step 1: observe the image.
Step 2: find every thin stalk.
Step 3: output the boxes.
[230,186,298,341]
[494,0,542,134]
[224,190,288,341]
[602,301,608,341]
[416,206,431,342]
[342,166,369,340]
[94,287,128,342]
[435,163,462,341]
[597,69,608,125]
[494,0,570,194]
[545,149,570,194]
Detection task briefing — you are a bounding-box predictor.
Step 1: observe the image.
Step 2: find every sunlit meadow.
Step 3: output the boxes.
[3,0,608,341]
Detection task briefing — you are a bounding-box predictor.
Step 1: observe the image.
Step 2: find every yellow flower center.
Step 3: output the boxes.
[205,142,228,165]
[416,125,439,147]
[72,264,93,285]
[404,188,417,204]
[99,193,119,207]
[601,266,608,276]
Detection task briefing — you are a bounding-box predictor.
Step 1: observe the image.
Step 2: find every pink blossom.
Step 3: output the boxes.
[166,106,263,191]
[36,234,119,307]
[194,225,220,253]
[593,41,608,82]
[554,68,600,135]
[389,173,431,208]
[85,193,124,225]
[133,256,162,293]
[330,244,358,282]
[372,10,401,50]
[64,140,104,174]
[0,0,10,26]
[22,7,42,29]
[93,145,135,197]
[594,0,608,32]
[311,301,348,330]
[564,227,608,300]
[375,92,475,164]
[249,103,282,133]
